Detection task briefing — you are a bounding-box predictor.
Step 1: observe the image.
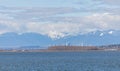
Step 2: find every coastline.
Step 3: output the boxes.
[0,46,119,52]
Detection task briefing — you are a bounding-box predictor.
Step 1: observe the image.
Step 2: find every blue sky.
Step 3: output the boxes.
[0,0,78,7]
[0,0,120,39]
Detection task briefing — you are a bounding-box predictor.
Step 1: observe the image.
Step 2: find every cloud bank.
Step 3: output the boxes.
[0,0,120,39]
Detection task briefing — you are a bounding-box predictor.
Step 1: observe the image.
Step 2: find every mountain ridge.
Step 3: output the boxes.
[0,31,119,48]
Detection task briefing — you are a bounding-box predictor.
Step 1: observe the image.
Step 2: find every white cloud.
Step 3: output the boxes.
[26,22,83,39]
[0,6,120,39]
[102,0,120,5]
[23,13,120,39]
[85,13,120,31]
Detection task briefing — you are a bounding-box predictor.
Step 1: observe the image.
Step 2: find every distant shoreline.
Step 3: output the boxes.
[0,45,120,52]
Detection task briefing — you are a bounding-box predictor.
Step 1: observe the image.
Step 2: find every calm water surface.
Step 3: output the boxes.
[0,51,120,71]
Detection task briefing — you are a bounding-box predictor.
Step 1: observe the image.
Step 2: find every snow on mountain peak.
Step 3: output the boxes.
[48,31,66,40]
[100,33,104,36]
[108,31,113,34]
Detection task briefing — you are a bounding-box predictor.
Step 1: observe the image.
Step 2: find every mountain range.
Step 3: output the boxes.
[0,30,119,48]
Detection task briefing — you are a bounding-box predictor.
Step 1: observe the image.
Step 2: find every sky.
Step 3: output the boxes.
[0,0,120,39]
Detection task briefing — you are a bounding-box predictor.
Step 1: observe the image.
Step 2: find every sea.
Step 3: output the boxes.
[0,51,120,71]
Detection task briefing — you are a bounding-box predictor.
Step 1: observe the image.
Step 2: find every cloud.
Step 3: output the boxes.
[0,6,78,21]
[84,13,120,30]
[26,22,82,39]
[92,0,120,5]
[0,4,120,39]
[3,13,120,38]
[101,0,120,5]
[76,0,120,14]
[26,13,120,38]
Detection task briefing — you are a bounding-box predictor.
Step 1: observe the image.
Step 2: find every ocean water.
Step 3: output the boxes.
[0,51,120,71]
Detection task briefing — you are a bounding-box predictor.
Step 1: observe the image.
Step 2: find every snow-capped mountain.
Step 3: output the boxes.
[0,30,119,48]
